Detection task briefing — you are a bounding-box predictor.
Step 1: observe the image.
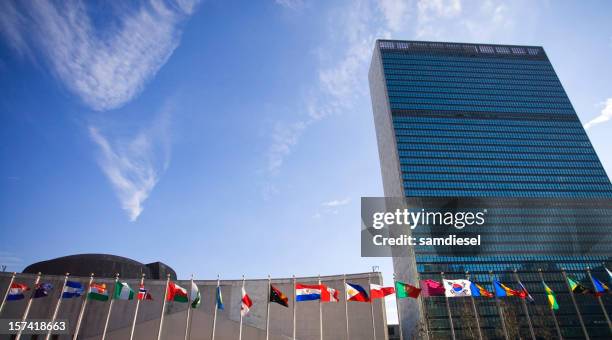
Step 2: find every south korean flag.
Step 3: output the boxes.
[443,279,472,297]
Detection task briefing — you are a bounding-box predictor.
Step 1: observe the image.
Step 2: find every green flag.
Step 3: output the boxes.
[543,282,558,310]
[190,281,201,308]
[395,281,421,299]
[567,277,591,295]
[114,281,135,300]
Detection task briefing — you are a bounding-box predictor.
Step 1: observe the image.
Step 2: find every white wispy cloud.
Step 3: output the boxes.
[0,0,199,111]
[416,0,462,38]
[378,0,410,32]
[89,106,172,221]
[585,98,612,130]
[322,198,351,207]
[275,0,305,10]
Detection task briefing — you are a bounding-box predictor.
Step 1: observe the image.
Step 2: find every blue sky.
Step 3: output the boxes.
[1,0,611,323]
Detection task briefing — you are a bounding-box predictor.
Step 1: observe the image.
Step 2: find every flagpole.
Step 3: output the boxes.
[0,271,16,315]
[513,269,535,340]
[185,274,194,340]
[157,273,171,340]
[560,268,589,339]
[15,272,41,340]
[129,273,145,340]
[489,271,509,340]
[465,271,483,340]
[101,273,119,340]
[440,272,456,340]
[318,274,323,340]
[45,273,69,340]
[239,275,245,340]
[211,275,220,340]
[586,267,612,332]
[392,273,404,340]
[343,274,350,340]
[72,273,94,340]
[539,269,562,339]
[292,275,296,340]
[367,274,376,340]
[266,274,271,340]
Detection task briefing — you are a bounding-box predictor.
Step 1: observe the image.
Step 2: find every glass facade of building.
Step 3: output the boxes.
[369,40,612,339]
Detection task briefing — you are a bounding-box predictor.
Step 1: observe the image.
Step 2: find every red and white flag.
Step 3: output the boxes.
[241,287,253,316]
[321,285,339,302]
[370,284,395,299]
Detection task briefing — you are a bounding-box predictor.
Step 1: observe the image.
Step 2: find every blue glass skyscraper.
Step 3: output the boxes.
[369,40,612,339]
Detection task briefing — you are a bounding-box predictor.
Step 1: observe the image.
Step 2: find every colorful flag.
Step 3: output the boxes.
[517,281,535,303]
[369,284,395,299]
[395,281,422,299]
[33,283,53,298]
[345,283,370,302]
[7,283,29,300]
[137,283,152,300]
[470,283,493,298]
[322,286,339,302]
[270,285,289,307]
[567,277,592,295]
[114,281,134,300]
[493,281,522,297]
[88,283,109,301]
[592,277,609,297]
[62,281,84,298]
[443,279,472,297]
[190,281,201,308]
[419,279,444,297]
[167,282,188,302]
[216,286,224,310]
[240,287,253,316]
[543,282,558,310]
[296,284,323,301]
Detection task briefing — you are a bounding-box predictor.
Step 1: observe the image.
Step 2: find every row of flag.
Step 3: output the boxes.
[4,269,611,312]
[7,280,151,302]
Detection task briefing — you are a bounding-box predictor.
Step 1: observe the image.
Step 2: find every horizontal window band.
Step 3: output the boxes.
[386,86,567,97]
[396,130,588,142]
[397,147,596,156]
[388,98,574,110]
[394,126,586,136]
[390,109,580,122]
[380,52,549,63]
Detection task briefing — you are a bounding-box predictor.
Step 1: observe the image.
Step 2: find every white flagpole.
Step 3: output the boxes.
[343,274,349,340]
[15,272,41,340]
[560,268,589,339]
[367,274,376,340]
[101,273,119,340]
[211,275,220,340]
[0,271,16,315]
[392,273,404,340]
[156,274,171,340]
[45,273,69,340]
[513,270,536,340]
[318,275,323,340]
[72,273,94,340]
[440,272,456,340]
[489,271,509,340]
[292,275,297,340]
[266,274,271,340]
[539,269,562,339]
[129,273,145,340]
[465,271,483,340]
[239,275,245,340]
[184,274,194,340]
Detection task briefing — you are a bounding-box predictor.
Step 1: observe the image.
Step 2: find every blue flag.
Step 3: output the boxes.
[593,278,609,297]
[215,286,224,310]
[62,281,84,298]
[34,283,53,298]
